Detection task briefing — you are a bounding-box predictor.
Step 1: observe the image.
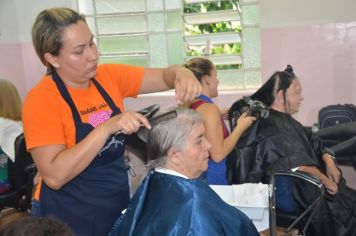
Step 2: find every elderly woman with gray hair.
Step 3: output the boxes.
[109,108,258,236]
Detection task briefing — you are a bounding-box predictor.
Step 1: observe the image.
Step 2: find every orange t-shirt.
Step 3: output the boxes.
[23,64,144,150]
[23,64,144,200]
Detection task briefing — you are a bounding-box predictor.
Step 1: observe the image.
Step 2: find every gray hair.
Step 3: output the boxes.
[146,108,202,169]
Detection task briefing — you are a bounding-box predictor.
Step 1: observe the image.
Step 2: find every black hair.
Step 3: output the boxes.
[227,65,296,129]
[251,64,296,107]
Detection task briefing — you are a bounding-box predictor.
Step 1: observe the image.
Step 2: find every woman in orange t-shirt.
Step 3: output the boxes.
[23,7,201,236]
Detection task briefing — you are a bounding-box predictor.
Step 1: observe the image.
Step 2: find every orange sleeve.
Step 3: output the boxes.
[114,64,144,98]
[22,78,67,150]
[96,64,144,99]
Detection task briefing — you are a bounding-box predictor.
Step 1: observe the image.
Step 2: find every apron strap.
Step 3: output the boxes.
[51,71,82,125]
[92,79,120,115]
[51,71,121,125]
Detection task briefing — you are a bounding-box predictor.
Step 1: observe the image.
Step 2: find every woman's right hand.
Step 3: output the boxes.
[321,176,338,195]
[235,112,256,132]
[104,111,151,135]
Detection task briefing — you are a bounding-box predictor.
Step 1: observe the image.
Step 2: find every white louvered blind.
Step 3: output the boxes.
[183,0,261,90]
[77,0,184,67]
[76,0,261,90]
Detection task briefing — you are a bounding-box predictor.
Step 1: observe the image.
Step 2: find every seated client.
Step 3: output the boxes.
[109,108,259,236]
[227,65,356,236]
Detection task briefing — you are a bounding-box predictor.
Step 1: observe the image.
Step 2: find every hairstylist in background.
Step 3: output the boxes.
[23,7,201,236]
[185,58,255,184]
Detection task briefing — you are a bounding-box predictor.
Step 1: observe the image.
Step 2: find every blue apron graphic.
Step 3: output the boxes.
[39,71,129,236]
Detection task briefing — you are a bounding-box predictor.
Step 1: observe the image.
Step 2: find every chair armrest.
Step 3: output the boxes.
[24,163,36,174]
[282,170,322,187]
[269,170,325,236]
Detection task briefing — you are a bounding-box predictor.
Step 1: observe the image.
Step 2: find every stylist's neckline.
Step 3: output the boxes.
[62,79,92,90]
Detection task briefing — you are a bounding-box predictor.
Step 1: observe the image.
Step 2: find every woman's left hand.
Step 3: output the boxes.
[323,154,341,183]
[326,162,341,183]
[173,67,202,103]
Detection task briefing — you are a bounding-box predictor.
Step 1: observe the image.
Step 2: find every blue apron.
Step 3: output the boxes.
[39,71,129,236]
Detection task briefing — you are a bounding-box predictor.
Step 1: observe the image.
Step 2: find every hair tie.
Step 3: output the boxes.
[284,64,294,74]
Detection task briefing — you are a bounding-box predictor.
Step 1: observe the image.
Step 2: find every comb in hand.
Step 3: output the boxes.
[137,110,177,143]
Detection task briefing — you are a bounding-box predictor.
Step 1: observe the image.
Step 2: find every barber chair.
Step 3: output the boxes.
[0,134,37,213]
[316,121,356,169]
[269,171,325,236]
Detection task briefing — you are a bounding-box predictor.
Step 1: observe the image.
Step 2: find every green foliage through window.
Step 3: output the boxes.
[184,0,241,69]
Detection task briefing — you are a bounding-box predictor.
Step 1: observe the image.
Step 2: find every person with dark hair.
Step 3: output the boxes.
[23,7,201,236]
[227,65,356,236]
[0,216,74,236]
[108,108,259,236]
[185,58,255,184]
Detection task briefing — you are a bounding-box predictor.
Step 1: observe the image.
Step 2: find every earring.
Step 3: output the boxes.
[52,63,59,68]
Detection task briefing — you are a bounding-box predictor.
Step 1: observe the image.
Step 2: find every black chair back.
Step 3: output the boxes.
[0,133,36,211]
[8,134,34,189]
[269,171,325,236]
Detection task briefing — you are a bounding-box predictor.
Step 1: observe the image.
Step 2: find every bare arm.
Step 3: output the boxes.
[197,104,255,162]
[298,165,338,194]
[31,111,150,190]
[219,107,229,116]
[322,153,341,183]
[139,65,201,103]
[220,107,230,120]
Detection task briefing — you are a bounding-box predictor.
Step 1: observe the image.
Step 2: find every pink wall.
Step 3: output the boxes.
[261,22,356,125]
[0,43,45,101]
[21,43,47,94]
[261,22,356,186]
[0,44,27,100]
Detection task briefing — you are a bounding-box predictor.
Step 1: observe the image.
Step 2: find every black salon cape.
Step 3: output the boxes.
[108,171,259,236]
[227,109,356,236]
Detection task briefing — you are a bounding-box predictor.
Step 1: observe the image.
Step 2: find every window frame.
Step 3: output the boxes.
[76,0,261,91]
